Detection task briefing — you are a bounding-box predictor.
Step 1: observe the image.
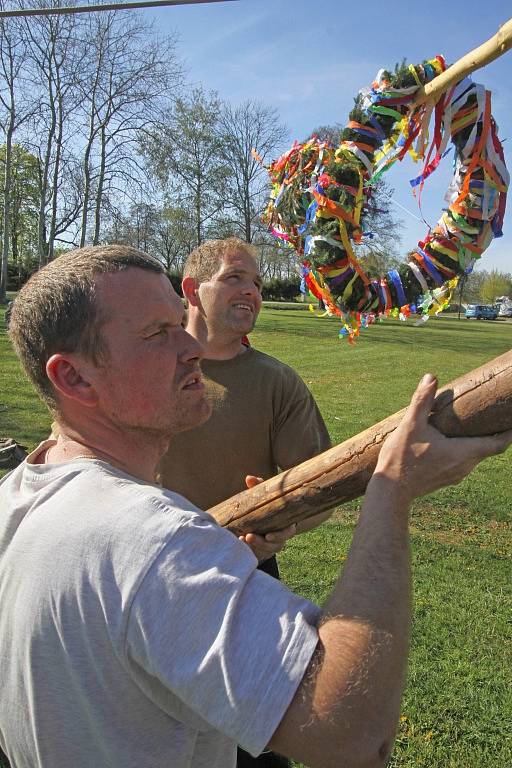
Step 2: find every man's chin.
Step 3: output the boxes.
[240,319,256,334]
[228,315,256,335]
[170,398,212,435]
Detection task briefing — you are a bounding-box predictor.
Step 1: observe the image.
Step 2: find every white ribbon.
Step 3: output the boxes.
[408,259,429,294]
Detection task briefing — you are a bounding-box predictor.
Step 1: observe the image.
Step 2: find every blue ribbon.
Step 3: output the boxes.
[367,113,386,141]
[349,125,382,145]
[423,63,436,81]
[417,247,444,285]
[491,214,503,238]
[372,279,385,310]
[409,148,452,188]
[388,269,407,307]
[298,199,318,235]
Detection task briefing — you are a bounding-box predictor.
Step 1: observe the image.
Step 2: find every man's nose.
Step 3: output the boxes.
[241,280,259,296]
[179,328,204,362]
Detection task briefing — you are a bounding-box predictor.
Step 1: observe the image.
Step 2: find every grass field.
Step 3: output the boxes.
[1,299,511,767]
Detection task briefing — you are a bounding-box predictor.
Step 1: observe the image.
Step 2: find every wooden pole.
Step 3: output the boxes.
[413,18,512,106]
[209,350,512,535]
[0,0,238,19]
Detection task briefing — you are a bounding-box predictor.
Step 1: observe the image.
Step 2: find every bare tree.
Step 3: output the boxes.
[144,87,229,247]
[103,200,195,274]
[151,205,196,272]
[77,12,182,246]
[23,3,85,264]
[217,100,288,243]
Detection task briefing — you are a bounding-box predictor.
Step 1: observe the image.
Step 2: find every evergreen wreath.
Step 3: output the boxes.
[262,56,509,342]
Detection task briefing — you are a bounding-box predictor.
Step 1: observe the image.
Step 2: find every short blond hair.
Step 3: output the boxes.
[183,237,258,285]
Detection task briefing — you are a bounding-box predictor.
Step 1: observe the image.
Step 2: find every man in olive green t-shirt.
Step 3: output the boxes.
[157,237,332,768]
[158,236,332,568]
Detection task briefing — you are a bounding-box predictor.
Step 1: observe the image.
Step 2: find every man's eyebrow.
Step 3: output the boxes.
[139,316,182,334]
[224,268,263,281]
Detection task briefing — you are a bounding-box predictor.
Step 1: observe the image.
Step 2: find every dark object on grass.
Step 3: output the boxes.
[0,438,28,471]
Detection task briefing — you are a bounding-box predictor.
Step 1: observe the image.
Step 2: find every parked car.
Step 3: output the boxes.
[499,305,512,318]
[465,304,498,320]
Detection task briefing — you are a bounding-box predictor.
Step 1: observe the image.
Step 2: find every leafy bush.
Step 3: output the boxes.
[168,271,183,297]
[7,260,37,291]
[262,277,300,301]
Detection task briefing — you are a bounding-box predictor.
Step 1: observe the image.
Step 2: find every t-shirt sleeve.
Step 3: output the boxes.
[124,508,320,756]
[272,369,331,471]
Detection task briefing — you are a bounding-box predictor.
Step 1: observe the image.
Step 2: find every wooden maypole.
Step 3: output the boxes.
[210,351,512,535]
[413,18,512,106]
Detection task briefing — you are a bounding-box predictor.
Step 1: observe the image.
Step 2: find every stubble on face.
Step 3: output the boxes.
[200,252,263,339]
[166,381,212,435]
[91,269,211,440]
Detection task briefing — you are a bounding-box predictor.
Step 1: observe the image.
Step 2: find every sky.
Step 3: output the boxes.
[146,0,511,274]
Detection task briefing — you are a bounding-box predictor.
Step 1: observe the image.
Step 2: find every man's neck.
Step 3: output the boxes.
[47,418,168,484]
[186,316,246,361]
[202,336,247,360]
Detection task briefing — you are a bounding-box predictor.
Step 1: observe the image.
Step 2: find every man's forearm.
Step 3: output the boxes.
[323,473,411,631]
[270,373,512,767]
[270,473,411,768]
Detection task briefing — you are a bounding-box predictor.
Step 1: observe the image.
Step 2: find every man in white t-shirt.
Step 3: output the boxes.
[1,244,510,768]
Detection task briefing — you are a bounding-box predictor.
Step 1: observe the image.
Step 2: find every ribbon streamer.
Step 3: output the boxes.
[260,55,508,342]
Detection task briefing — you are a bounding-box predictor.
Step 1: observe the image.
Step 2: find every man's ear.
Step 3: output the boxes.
[182,276,201,307]
[46,354,99,408]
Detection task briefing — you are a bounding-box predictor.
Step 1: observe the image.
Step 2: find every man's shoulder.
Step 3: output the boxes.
[202,348,301,388]
[243,348,301,379]
[80,462,208,524]
[3,458,208,532]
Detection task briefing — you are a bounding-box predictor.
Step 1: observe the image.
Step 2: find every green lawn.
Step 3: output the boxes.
[1,301,511,767]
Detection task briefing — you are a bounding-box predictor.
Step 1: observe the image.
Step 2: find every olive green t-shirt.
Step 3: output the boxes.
[158,348,331,511]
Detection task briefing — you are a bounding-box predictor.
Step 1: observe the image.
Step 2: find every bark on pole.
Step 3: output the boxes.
[412,18,512,107]
[209,350,512,535]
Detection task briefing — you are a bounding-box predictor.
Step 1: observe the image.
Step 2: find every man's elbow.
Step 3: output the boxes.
[335,733,394,768]
[270,715,396,768]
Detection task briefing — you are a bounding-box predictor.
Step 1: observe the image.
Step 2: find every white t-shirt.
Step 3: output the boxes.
[0,444,320,768]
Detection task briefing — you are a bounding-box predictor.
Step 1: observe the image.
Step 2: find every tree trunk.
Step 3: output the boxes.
[48,91,64,261]
[209,350,512,535]
[79,80,99,247]
[38,91,56,266]
[195,178,201,246]
[92,124,106,245]
[0,121,13,303]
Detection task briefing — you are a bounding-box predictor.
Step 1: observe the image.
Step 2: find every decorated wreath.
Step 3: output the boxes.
[261,56,509,342]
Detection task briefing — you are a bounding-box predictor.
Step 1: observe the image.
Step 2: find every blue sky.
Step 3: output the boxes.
[147,0,511,274]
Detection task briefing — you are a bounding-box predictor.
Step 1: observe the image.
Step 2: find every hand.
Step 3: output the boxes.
[239,525,298,563]
[375,373,512,504]
[240,474,297,562]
